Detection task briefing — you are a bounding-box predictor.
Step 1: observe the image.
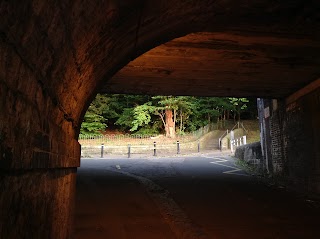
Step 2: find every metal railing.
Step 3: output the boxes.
[218,121,249,151]
[191,123,216,138]
[81,140,202,158]
[79,134,196,147]
[79,123,222,146]
[231,121,248,134]
[79,121,238,157]
[218,130,229,151]
[230,135,247,153]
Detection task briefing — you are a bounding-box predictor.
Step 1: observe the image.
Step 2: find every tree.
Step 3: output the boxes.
[193,97,221,124]
[116,96,189,138]
[130,103,153,131]
[101,94,150,129]
[81,94,255,136]
[229,98,249,121]
[80,94,108,135]
[115,101,160,134]
[152,96,183,138]
[174,96,194,134]
[114,108,135,131]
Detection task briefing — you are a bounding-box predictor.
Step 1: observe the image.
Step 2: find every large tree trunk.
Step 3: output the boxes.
[165,109,176,138]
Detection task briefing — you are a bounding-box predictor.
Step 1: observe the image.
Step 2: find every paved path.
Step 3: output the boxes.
[74,153,320,239]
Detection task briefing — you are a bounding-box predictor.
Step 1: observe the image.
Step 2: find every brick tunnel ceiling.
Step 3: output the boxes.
[105,32,320,98]
[2,0,320,120]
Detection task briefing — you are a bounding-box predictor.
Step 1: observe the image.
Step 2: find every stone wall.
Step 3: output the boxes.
[1,1,320,238]
[0,6,80,238]
[258,87,320,196]
[235,142,262,165]
[0,169,76,239]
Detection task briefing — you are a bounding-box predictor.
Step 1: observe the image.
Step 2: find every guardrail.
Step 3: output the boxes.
[81,140,202,158]
[218,130,229,151]
[231,121,248,134]
[79,123,224,146]
[218,121,249,151]
[230,135,247,153]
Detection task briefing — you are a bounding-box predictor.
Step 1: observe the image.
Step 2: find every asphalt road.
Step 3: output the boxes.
[74,153,320,239]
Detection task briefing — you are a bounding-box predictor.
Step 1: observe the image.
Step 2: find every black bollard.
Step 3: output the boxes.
[153,141,157,156]
[177,141,180,154]
[128,144,131,158]
[101,143,104,158]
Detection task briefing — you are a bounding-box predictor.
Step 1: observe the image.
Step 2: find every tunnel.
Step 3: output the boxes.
[1,1,320,238]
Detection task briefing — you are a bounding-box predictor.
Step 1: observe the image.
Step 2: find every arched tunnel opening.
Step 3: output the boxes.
[72,94,265,239]
[1,1,320,238]
[73,32,320,238]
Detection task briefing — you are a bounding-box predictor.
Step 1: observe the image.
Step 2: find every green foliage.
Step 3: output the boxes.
[80,112,106,136]
[229,98,249,110]
[153,95,179,109]
[131,103,153,131]
[102,94,151,128]
[134,125,160,135]
[192,98,221,122]
[81,94,256,136]
[229,98,249,120]
[80,94,108,135]
[115,108,135,131]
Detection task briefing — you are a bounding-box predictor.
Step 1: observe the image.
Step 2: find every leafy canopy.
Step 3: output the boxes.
[80,94,256,135]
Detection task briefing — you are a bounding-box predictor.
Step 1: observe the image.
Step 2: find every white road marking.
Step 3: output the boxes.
[204,156,249,176]
[223,168,248,176]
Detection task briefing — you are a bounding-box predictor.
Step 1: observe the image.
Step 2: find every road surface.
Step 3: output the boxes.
[74,153,320,239]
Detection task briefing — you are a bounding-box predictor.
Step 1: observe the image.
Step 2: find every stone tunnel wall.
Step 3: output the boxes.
[0,18,80,239]
[1,1,320,238]
[258,88,320,196]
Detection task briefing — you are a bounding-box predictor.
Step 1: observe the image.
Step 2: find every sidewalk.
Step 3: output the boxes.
[74,168,176,239]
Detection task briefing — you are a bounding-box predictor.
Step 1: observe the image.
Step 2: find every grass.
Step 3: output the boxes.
[235,159,257,175]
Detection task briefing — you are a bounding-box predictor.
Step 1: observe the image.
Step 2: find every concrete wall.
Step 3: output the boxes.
[258,86,320,196]
[235,142,262,165]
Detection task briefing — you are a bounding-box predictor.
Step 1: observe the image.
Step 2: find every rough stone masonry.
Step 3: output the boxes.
[1,1,320,238]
